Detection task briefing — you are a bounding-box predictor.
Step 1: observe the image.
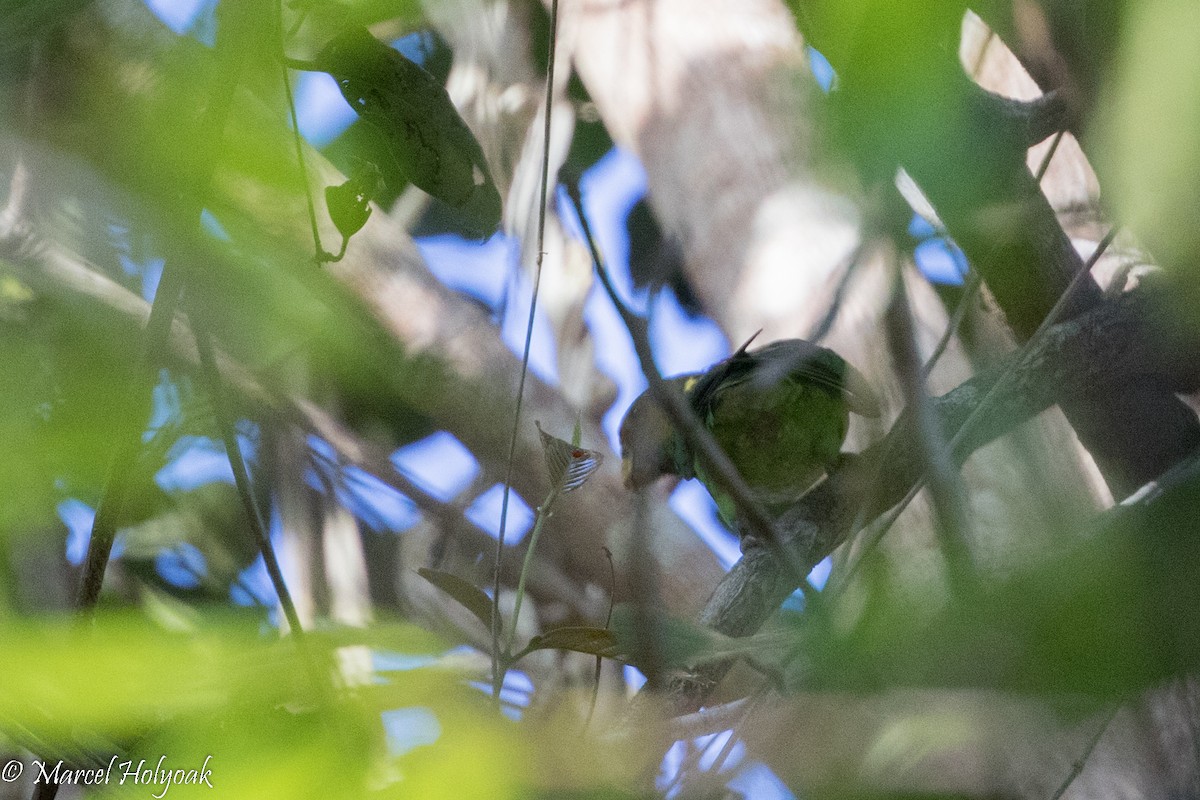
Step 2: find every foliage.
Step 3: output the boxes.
[1,0,1200,798]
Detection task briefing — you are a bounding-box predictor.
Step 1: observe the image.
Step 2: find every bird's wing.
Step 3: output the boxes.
[690,339,881,419]
[763,342,882,418]
[686,342,756,419]
[753,340,846,395]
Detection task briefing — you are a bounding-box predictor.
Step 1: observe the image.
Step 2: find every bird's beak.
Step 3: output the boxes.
[621,455,635,489]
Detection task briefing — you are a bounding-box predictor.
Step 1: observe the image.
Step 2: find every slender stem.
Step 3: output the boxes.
[1034,131,1066,184]
[195,326,305,637]
[276,0,329,263]
[947,227,1119,454]
[77,264,184,610]
[886,261,974,588]
[490,0,561,700]
[503,488,559,659]
[585,546,617,727]
[833,121,1078,590]
[804,239,868,344]
[921,269,982,382]
[671,687,767,796]
[837,227,1119,591]
[1048,704,1119,800]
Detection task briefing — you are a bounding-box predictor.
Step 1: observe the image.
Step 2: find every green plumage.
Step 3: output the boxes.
[619,338,879,528]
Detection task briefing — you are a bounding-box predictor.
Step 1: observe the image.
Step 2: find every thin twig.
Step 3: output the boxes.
[1034,131,1066,184]
[921,269,981,382]
[805,239,869,344]
[276,0,331,263]
[948,227,1119,453]
[75,266,185,611]
[585,546,617,727]
[195,326,305,637]
[503,486,559,658]
[885,260,975,587]
[666,686,767,797]
[491,0,561,700]
[1047,704,1119,800]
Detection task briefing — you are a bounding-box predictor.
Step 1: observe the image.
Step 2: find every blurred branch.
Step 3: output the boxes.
[0,223,569,608]
[894,37,1200,498]
[1048,704,1120,800]
[790,0,1196,496]
[0,0,724,613]
[71,221,184,613]
[883,255,974,588]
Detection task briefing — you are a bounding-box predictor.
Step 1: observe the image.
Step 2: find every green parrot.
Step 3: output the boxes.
[619,337,880,526]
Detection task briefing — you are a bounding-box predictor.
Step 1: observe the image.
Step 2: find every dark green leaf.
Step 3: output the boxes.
[609,606,750,670]
[519,626,624,661]
[416,568,494,632]
[324,169,374,241]
[309,27,502,235]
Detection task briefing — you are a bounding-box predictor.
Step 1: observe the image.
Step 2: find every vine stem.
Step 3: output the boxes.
[1047,704,1119,800]
[502,487,560,660]
[75,265,184,611]
[194,326,305,637]
[275,0,330,263]
[491,0,561,701]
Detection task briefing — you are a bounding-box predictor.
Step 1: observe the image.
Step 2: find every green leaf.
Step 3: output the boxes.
[307,27,502,235]
[518,626,624,661]
[1095,0,1200,273]
[324,161,380,240]
[610,606,734,670]
[417,568,495,632]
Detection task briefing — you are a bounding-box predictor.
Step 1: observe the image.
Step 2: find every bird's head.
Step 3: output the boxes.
[618,378,695,490]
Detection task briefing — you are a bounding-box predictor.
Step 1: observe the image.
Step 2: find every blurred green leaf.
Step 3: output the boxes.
[795,469,1200,697]
[292,0,424,32]
[1095,0,1200,272]
[517,626,624,662]
[324,161,381,242]
[609,606,738,671]
[0,614,295,743]
[0,274,142,534]
[417,568,495,632]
